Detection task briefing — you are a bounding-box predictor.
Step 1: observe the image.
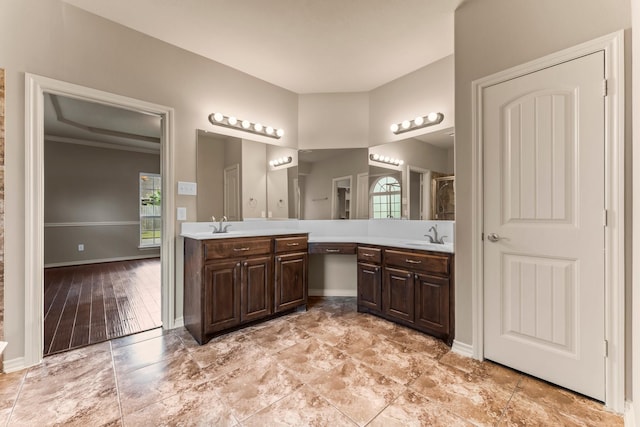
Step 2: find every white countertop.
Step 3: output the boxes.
[181,228,453,254]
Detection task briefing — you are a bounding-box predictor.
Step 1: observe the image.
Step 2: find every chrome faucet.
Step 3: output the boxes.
[210,215,231,233]
[425,224,447,244]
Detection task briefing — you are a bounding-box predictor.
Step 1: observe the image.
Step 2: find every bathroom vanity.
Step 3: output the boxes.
[357,244,454,345]
[183,232,308,344]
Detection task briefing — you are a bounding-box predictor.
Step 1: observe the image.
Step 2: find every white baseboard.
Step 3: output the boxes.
[309,289,357,297]
[172,317,184,328]
[625,401,636,427]
[45,254,160,268]
[3,357,26,373]
[451,340,474,358]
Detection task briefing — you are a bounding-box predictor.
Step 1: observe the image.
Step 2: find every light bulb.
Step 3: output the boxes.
[373,153,380,160]
[265,126,274,135]
[228,116,237,125]
[213,112,224,122]
[401,120,411,129]
[398,160,404,165]
[427,112,439,122]
[390,123,399,133]
[276,129,285,137]
[241,120,251,129]
[414,116,424,126]
[389,158,396,164]
[384,156,390,162]
[269,160,275,166]
[254,123,263,132]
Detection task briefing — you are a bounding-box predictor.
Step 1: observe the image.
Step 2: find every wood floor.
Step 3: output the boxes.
[44,258,161,356]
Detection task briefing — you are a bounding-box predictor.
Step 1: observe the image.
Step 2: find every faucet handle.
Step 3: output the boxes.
[211,216,216,222]
[222,215,228,222]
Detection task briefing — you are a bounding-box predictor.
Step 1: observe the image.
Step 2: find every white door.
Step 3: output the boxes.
[223,164,241,221]
[483,51,605,400]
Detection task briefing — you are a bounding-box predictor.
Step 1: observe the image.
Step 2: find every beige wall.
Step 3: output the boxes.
[454,0,632,400]
[631,0,639,417]
[44,141,160,265]
[369,55,454,147]
[298,93,369,149]
[0,0,298,361]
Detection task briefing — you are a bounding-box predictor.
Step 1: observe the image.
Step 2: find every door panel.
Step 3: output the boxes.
[483,51,605,400]
[241,256,272,322]
[203,260,241,333]
[383,267,414,324]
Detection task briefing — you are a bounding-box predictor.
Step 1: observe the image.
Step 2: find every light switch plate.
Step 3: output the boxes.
[177,181,197,196]
[177,207,187,221]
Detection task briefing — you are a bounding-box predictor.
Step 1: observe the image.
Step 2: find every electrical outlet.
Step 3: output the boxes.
[177,207,187,221]
[78,244,84,252]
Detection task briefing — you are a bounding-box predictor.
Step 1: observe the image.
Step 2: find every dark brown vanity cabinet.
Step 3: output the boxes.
[358,245,454,345]
[356,246,382,314]
[184,234,308,344]
[274,236,308,313]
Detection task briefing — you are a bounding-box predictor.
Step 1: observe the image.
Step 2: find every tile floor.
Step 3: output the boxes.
[0,297,623,426]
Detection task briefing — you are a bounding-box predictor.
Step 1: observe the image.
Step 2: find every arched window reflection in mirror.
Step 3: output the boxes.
[371,176,401,218]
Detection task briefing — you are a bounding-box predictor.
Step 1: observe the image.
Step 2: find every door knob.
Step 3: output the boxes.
[487,233,501,242]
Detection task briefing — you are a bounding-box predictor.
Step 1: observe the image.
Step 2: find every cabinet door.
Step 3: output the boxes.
[415,273,449,335]
[383,267,415,324]
[357,262,382,313]
[203,260,241,333]
[274,252,308,312]
[241,255,273,322]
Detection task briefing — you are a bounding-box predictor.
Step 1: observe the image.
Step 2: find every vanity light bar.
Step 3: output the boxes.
[269,156,293,167]
[390,112,444,135]
[208,112,284,139]
[370,153,404,166]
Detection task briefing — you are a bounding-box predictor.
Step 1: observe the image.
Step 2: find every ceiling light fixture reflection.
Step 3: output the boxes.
[389,112,444,135]
[369,153,404,166]
[208,113,284,139]
[268,156,293,167]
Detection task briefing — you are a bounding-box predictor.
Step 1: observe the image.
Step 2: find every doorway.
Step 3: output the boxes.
[42,93,163,355]
[471,32,625,411]
[25,74,175,367]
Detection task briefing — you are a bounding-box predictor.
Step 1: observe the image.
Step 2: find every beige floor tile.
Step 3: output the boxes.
[243,318,311,354]
[311,359,405,426]
[243,385,357,426]
[187,330,267,375]
[209,355,303,421]
[439,352,524,390]
[122,382,238,427]
[515,376,623,426]
[10,362,120,426]
[276,337,350,383]
[117,355,206,415]
[410,361,515,426]
[112,333,187,375]
[369,389,474,427]
[0,370,25,413]
[350,338,437,385]
[110,326,165,349]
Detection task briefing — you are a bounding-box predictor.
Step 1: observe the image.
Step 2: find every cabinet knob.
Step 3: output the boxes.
[236,263,241,267]
[244,262,248,267]
[277,257,281,261]
[375,267,379,272]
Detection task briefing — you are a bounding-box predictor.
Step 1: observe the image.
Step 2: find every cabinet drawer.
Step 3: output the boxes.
[274,236,308,254]
[357,246,381,264]
[308,242,357,255]
[384,249,449,275]
[204,238,272,260]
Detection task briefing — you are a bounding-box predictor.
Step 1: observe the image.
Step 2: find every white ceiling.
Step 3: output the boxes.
[63,0,461,94]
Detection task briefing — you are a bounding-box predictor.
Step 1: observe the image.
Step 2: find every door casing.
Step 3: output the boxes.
[470,31,625,412]
[25,74,176,370]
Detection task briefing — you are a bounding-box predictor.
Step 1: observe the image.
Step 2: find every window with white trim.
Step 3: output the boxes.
[371,176,401,219]
[140,173,161,247]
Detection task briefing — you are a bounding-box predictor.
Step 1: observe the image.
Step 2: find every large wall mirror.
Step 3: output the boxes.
[368,127,454,220]
[196,130,298,221]
[298,148,369,220]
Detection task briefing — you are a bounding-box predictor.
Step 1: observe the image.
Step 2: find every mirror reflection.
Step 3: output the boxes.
[196,130,298,221]
[298,148,369,220]
[368,127,454,220]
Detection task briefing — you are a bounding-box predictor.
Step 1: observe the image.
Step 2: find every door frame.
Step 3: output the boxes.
[25,74,176,368]
[470,31,625,411]
[331,175,352,219]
